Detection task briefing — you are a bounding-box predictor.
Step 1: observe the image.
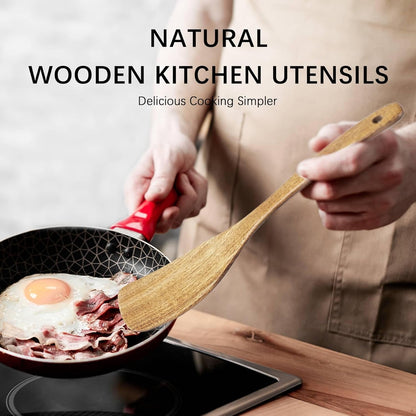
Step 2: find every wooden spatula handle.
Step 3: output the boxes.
[317,102,404,156]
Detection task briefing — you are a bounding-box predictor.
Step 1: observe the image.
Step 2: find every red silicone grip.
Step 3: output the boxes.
[111,188,178,241]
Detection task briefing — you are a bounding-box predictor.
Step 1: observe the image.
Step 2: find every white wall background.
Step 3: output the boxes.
[0,0,176,250]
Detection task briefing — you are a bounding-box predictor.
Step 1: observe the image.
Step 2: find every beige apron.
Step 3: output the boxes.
[178,0,416,372]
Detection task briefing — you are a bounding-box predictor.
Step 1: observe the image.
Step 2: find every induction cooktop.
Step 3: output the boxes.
[2,337,302,415]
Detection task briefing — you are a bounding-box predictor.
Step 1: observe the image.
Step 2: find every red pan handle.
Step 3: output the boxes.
[111,189,178,241]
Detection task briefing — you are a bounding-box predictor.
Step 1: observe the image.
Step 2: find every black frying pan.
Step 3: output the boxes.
[0,190,177,378]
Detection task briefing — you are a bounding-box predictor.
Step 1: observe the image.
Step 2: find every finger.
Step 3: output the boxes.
[155,206,180,233]
[125,177,148,213]
[318,209,385,231]
[316,190,396,215]
[145,171,176,202]
[297,130,398,181]
[186,168,208,215]
[124,154,154,213]
[145,152,179,201]
[308,136,333,152]
[302,156,403,200]
[309,122,355,152]
[155,169,208,232]
[317,194,370,214]
[172,173,199,228]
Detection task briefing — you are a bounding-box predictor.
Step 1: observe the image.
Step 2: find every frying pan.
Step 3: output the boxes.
[0,190,177,378]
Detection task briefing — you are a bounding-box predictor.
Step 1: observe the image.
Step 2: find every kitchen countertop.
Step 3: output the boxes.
[170,310,416,415]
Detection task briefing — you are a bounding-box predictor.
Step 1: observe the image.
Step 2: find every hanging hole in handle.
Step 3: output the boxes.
[372,115,383,124]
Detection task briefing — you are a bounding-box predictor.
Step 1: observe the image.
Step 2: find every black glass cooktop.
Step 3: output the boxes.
[1,338,301,416]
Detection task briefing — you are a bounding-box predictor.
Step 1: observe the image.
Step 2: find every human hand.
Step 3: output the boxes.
[124,135,207,233]
[298,122,416,230]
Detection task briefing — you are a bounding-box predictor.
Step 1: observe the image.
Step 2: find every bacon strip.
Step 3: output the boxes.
[74,290,115,316]
[0,273,139,360]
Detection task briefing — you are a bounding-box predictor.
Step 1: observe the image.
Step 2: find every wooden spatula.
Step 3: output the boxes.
[119,102,404,331]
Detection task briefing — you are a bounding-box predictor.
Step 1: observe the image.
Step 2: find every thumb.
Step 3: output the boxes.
[145,162,178,201]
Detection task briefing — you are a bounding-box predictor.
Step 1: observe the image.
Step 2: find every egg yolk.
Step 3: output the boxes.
[24,278,71,304]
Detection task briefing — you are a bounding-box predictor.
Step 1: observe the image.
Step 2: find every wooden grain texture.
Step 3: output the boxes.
[170,310,416,416]
[119,102,404,332]
[243,396,348,415]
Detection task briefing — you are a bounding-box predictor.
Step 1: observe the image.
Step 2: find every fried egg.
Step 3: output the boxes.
[0,273,121,340]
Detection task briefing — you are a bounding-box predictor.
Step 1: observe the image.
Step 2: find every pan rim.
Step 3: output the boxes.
[1,224,171,258]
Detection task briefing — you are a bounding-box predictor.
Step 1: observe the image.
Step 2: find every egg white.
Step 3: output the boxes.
[0,273,121,340]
